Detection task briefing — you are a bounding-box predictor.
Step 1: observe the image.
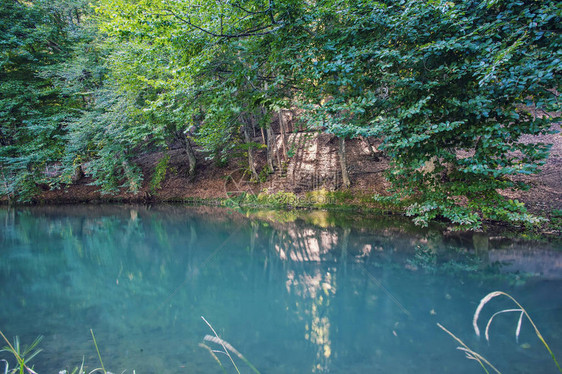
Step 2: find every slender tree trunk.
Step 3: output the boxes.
[265,125,275,171]
[259,106,274,172]
[279,109,288,161]
[266,125,282,171]
[185,138,196,178]
[244,117,259,181]
[260,126,266,146]
[175,130,196,178]
[338,137,351,188]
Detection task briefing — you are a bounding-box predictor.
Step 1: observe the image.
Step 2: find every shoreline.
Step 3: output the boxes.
[2,193,560,240]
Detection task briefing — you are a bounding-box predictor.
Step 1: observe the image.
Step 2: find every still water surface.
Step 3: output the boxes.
[1,205,561,373]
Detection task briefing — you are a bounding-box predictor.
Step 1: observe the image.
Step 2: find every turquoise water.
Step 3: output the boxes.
[1,205,561,374]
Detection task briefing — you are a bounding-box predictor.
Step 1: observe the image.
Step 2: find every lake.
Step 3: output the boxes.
[1,205,561,373]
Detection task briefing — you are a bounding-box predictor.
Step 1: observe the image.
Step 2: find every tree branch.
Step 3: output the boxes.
[163,9,282,39]
[268,0,276,24]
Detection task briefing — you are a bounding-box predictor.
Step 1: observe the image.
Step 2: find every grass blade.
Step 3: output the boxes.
[199,343,227,374]
[484,309,522,342]
[473,291,562,373]
[203,335,261,374]
[438,323,501,374]
[1,359,8,374]
[201,316,261,374]
[515,311,524,344]
[201,317,241,374]
[90,329,106,374]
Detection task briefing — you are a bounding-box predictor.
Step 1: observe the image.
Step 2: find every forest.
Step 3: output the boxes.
[1,0,560,229]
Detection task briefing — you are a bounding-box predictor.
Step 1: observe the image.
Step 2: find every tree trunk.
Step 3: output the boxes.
[244,118,259,181]
[174,130,196,178]
[267,125,282,171]
[265,125,275,172]
[185,138,196,178]
[279,109,288,161]
[260,126,266,146]
[338,137,351,188]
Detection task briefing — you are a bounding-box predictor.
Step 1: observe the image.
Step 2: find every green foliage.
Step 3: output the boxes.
[548,209,562,232]
[257,165,271,184]
[1,0,560,230]
[150,154,170,192]
[0,0,77,200]
[368,0,560,228]
[276,0,560,228]
[94,0,282,169]
[255,191,299,207]
[86,146,143,194]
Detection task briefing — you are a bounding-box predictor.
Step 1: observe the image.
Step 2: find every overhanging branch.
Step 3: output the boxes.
[162,7,282,39]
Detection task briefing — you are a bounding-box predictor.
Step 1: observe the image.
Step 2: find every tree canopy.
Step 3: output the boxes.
[1,0,560,228]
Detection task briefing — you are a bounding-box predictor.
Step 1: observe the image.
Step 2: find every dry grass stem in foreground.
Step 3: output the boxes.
[437,323,501,374]
[201,316,261,374]
[473,291,561,372]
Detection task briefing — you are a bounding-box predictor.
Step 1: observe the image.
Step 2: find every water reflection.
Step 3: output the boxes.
[0,206,561,373]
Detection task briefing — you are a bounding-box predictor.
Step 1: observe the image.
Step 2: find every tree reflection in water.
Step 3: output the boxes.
[0,206,561,374]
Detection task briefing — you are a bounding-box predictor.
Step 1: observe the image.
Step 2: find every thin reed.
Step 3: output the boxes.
[201,316,261,374]
[437,323,501,374]
[0,331,120,374]
[473,291,561,373]
[0,330,41,374]
[89,329,106,374]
